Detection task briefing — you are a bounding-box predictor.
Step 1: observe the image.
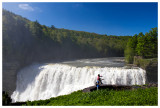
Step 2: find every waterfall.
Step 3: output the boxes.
[11,63,146,102]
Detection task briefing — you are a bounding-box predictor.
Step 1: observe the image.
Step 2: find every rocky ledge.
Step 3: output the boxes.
[82,83,158,93]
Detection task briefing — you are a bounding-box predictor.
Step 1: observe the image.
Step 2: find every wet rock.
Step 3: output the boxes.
[82,84,132,92]
[3,62,20,96]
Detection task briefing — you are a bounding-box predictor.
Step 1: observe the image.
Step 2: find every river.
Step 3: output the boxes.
[11,57,146,102]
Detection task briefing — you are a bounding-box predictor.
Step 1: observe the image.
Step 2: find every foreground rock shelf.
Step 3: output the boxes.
[82,84,132,92]
[82,83,158,93]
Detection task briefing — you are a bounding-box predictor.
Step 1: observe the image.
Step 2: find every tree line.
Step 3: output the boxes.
[3,9,157,66]
[124,27,157,64]
[3,9,131,66]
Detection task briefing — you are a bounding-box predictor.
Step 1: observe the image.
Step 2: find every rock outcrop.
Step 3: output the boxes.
[3,62,20,95]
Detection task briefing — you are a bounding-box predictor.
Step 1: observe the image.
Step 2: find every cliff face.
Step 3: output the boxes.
[133,56,158,84]
[3,62,20,95]
[145,61,158,84]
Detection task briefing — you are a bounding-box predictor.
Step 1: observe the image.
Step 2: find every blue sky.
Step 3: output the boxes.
[3,2,158,36]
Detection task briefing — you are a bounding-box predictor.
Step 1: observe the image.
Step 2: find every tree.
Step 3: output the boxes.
[136,32,146,57]
[124,34,138,63]
[148,27,158,58]
[136,28,157,58]
[51,25,56,30]
[3,9,131,64]
[29,20,43,39]
[124,40,135,64]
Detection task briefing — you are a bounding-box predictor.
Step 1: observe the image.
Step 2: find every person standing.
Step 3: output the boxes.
[96,80,100,90]
[97,74,102,84]
[96,74,102,90]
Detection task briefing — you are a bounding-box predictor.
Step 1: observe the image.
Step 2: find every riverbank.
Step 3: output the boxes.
[133,57,158,84]
[126,57,158,84]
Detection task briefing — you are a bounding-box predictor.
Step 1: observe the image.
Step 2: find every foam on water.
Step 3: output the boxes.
[11,63,146,102]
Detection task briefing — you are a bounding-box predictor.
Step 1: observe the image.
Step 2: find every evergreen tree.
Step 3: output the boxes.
[51,25,56,30]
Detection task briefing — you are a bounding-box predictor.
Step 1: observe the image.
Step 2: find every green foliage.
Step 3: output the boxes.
[125,28,157,63]
[29,20,44,39]
[124,35,137,63]
[25,87,157,106]
[2,91,12,106]
[136,32,146,57]
[128,34,138,50]
[134,57,157,69]
[124,46,134,64]
[136,29,157,58]
[3,9,130,65]
[50,25,56,30]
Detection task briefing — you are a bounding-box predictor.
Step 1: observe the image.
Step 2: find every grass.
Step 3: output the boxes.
[24,87,158,106]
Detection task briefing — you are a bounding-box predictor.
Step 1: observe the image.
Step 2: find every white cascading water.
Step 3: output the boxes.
[11,63,146,102]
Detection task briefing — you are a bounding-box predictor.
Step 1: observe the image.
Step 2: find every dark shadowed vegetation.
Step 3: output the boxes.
[2,91,12,106]
[3,9,131,67]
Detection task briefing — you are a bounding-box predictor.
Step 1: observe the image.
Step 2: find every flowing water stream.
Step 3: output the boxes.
[11,57,146,102]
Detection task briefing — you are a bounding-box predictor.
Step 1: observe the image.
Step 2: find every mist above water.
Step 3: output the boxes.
[11,58,146,102]
[61,57,125,67]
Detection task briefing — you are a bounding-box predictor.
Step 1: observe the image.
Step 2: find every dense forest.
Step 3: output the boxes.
[3,9,131,66]
[124,27,158,64]
[2,9,158,100]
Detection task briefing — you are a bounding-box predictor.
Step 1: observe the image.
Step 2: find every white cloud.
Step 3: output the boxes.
[18,4,34,11]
